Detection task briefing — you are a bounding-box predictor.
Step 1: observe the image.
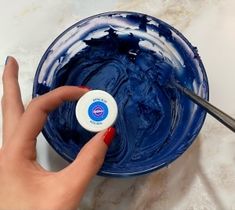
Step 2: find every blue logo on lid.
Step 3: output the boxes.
[88,101,108,122]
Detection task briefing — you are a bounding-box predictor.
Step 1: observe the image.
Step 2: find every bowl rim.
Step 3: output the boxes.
[33,11,209,177]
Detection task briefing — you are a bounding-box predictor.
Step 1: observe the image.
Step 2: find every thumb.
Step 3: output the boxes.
[59,127,115,196]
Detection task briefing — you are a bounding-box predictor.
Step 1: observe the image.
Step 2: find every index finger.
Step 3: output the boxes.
[2,56,24,143]
[10,86,90,154]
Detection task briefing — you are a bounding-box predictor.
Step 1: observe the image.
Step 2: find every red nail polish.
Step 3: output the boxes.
[103,127,116,147]
[78,86,92,91]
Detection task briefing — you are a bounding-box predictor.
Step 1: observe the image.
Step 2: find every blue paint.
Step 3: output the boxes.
[33,12,209,177]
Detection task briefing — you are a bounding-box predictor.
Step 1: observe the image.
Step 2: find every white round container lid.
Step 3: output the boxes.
[75,90,118,132]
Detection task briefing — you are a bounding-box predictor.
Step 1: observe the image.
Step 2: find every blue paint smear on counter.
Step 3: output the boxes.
[33,12,209,177]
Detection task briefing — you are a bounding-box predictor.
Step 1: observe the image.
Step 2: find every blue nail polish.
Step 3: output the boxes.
[5,56,9,65]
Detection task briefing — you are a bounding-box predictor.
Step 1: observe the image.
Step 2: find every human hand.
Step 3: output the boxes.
[0,56,115,210]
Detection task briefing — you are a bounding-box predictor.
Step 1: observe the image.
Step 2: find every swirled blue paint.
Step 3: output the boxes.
[33,12,209,177]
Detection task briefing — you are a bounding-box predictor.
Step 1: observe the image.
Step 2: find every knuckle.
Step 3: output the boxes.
[1,96,4,106]
[87,152,104,167]
[54,86,66,93]
[1,95,8,108]
[2,70,8,83]
[56,86,69,95]
[56,86,65,91]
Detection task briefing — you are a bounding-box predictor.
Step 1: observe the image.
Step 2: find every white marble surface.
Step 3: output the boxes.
[0,0,235,209]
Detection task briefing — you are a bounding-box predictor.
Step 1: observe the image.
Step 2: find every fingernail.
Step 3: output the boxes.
[78,86,92,91]
[103,127,116,147]
[5,56,9,65]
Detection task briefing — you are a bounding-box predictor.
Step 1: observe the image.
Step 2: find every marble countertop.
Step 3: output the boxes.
[0,0,235,209]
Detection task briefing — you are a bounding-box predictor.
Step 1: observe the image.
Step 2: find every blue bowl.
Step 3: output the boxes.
[33,11,209,177]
